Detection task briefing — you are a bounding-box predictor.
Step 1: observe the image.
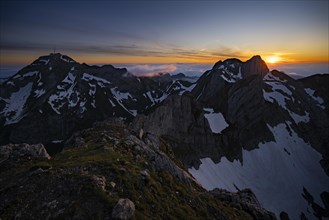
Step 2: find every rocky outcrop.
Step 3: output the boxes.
[0,143,50,171]
[111,198,135,220]
[211,188,276,220]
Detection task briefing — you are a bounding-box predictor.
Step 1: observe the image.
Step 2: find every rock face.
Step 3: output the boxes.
[111,198,135,220]
[131,94,221,167]
[241,55,269,78]
[192,55,268,112]
[210,188,276,220]
[191,57,329,164]
[0,53,196,153]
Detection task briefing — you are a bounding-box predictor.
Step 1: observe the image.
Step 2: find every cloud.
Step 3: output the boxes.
[114,63,212,77]
[271,63,329,78]
[0,39,251,63]
[125,64,177,77]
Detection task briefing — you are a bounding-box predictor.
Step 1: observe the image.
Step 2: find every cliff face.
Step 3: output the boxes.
[241,55,269,78]
[131,95,222,167]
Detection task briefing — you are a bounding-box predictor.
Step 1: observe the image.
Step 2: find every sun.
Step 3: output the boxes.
[266,56,280,64]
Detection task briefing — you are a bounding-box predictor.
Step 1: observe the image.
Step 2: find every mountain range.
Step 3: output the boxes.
[0,53,196,154]
[1,53,328,219]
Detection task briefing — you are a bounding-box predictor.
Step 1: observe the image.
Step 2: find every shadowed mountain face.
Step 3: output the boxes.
[0,53,196,153]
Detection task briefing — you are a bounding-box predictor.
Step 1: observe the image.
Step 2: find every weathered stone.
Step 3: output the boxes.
[111,198,135,220]
[210,188,276,220]
[0,143,51,167]
[92,175,106,191]
[140,170,150,180]
[109,181,116,189]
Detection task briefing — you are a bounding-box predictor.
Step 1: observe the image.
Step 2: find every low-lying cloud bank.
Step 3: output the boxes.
[269,63,329,79]
[1,63,327,80]
[114,63,212,77]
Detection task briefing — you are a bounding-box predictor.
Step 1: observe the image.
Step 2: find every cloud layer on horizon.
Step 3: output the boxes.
[114,63,212,77]
[1,62,327,79]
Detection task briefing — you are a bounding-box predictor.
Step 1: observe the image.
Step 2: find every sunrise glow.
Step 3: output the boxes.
[0,1,328,72]
[266,56,281,64]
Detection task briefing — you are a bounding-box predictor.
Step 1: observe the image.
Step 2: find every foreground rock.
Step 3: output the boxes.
[210,188,276,220]
[0,143,50,171]
[111,198,135,220]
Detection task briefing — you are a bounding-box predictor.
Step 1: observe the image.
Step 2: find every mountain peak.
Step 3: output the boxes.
[242,55,269,78]
[250,55,262,60]
[32,53,77,66]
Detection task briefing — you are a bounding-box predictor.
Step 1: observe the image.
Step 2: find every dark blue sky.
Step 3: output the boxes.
[0,0,328,67]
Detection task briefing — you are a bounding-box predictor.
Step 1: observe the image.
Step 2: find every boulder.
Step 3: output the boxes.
[111,198,135,220]
[0,143,51,172]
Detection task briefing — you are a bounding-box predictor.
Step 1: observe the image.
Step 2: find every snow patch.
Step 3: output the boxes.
[264,72,288,83]
[6,81,15,86]
[177,81,196,95]
[34,89,46,98]
[82,73,111,87]
[263,81,310,124]
[52,140,63,143]
[60,55,75,63]
[203,108,228,133]
[111,88,132,100]
[62,69,76,84]
[23,71,38,77]
[91,99,96,108]
[88,83,97,96]
[79,100,87,113]
[110,88,133,114]
[39,59,49,65]
[1,82,33,125]
[130,110,137,116]
[219,66,242,83]
[48,77,80,114]
[305,88,325,109]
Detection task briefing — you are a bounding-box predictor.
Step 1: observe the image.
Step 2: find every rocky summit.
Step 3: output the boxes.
[1,53,328,219]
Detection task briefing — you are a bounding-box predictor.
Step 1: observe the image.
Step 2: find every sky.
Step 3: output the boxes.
[0,0,328,77]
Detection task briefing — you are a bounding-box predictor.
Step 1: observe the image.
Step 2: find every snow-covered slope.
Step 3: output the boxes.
[189,123,329,219]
